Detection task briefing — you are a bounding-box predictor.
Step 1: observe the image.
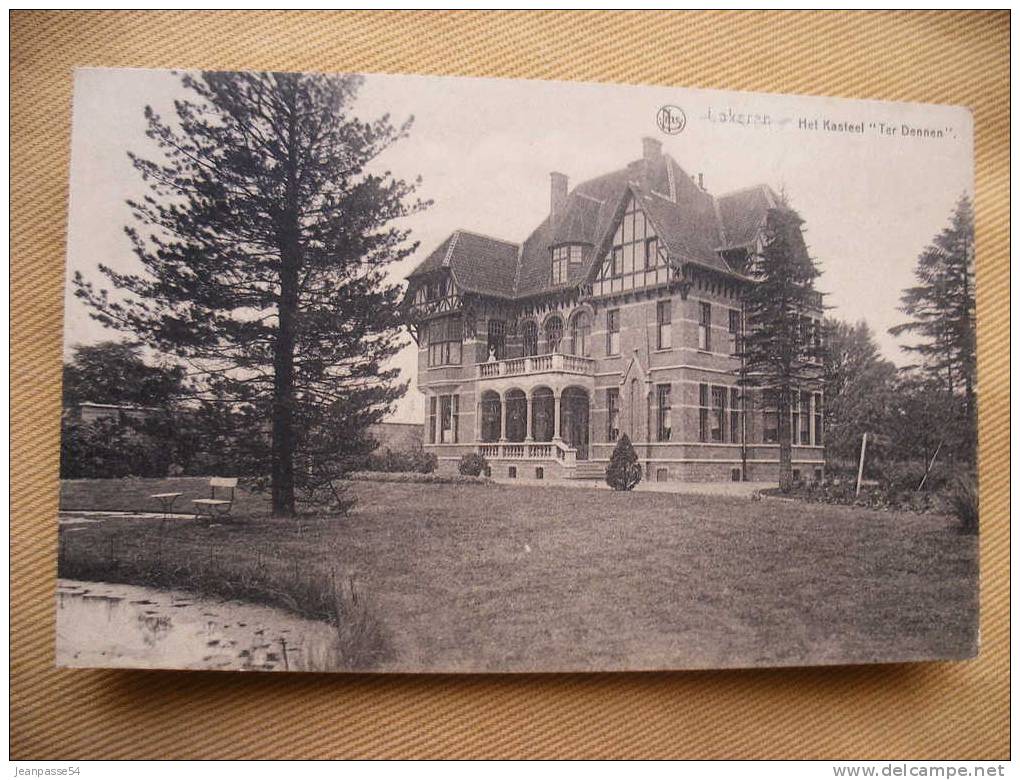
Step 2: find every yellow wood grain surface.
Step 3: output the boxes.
[11,10,1009,759]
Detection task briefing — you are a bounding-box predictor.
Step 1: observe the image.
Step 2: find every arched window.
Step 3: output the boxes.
[487,319,506,360]
[480,391,502,442]
[545,316,563,354]
[522,321,538,357]
[569,311,591,356]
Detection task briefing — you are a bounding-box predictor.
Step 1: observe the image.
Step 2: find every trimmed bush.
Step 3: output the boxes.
[458,452,488,477]
[606,434,642,491]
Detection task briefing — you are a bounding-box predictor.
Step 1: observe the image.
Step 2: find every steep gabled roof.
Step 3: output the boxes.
[716,184,779,250]
[406,232,457,278]
[407,229,519,298]
[406,147,778,301]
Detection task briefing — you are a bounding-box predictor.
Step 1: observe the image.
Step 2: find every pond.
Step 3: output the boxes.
[56,579,342,672]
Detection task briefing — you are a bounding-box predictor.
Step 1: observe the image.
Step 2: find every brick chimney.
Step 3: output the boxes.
[550,171,568,224]
[642,136,662,161]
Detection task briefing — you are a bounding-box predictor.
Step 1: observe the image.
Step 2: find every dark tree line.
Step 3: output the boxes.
[822,196,976,473]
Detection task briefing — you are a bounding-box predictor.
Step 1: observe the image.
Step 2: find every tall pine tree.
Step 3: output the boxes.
[75,71,429,516]
[739,206,824,491]
[889,195,976,459]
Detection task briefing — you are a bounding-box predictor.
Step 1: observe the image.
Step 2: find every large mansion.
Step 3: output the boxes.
[403,138,825,482]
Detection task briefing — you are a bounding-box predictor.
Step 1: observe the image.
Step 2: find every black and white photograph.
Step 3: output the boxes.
[57,67,978,673]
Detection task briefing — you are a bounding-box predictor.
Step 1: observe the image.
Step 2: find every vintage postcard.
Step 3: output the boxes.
[57,68,977,673]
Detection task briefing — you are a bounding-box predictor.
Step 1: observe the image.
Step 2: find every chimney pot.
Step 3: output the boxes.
[642,136,662,160]
[550,171,568,223]
[698,172,704,190]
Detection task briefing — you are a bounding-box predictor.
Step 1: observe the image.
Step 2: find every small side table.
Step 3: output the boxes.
[150,492,182,520]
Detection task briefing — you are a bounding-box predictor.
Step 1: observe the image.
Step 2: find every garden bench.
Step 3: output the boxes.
[192,477,238,520]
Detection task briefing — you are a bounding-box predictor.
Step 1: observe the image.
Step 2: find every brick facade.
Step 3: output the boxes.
[406,139,824,482]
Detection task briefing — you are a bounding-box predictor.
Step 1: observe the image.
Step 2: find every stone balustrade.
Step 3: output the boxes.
[477,352,596,379]
[477,440,576,464]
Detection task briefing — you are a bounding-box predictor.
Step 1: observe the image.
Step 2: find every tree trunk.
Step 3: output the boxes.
[777,385,793,492]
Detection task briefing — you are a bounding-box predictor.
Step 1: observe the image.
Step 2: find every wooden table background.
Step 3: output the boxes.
[10,10,1009,759]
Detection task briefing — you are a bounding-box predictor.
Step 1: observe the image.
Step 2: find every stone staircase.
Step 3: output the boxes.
[569,461,607,480]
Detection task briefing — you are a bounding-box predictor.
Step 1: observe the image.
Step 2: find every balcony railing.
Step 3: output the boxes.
[477,353,596,379]
[477,440,576,464]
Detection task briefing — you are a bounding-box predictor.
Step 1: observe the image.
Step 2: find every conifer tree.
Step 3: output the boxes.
[738,207,825,491]
[889,195,976,459]
[75,71,429,516]
[606,433,642,491]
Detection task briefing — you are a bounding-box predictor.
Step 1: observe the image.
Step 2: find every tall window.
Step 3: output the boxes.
[522,320,538,357]
[439,394,459,443]
[428,396,437,444]
[480,392,502,442]
[698,383,709,442]
[545,316,564,353]
[607,309,621,355]
[656,384,672,442]
[762,389,779,443]
[813,393,823,445]
[728,309,742,354]
[551,245,583,285]
[711,386,726,442]
[607,387,620,442]
[569,311,591,356]
[427,315,463,367]
[729,387,741,444]
[800,391,811,445]
[698,302,712,351]
[487,319,506,360]
[791,391,800,444]
[656,299,672,350]
[643,237,658,270]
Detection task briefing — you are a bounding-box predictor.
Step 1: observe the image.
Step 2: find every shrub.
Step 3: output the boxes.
[60,417,174,479]
[949,473,979,534]
[458,452,488,477]
[360,447,437,474]
[606,434,642,491]
[878,460,949,493]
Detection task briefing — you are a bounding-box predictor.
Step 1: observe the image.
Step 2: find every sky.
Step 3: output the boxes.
[65,68,974,423]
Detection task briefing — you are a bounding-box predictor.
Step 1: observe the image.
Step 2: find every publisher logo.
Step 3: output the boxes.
[657,105,687,135]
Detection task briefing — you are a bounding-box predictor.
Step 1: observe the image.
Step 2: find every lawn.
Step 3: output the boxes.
[57,477,979,672]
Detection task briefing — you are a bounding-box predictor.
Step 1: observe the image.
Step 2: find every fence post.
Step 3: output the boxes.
[855,432,868,497]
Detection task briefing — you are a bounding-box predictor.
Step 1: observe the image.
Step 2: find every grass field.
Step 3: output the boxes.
[58,477,979,672]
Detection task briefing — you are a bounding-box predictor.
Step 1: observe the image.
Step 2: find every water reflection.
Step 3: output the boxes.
[56,579,340,672]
